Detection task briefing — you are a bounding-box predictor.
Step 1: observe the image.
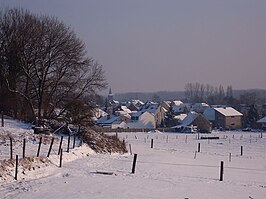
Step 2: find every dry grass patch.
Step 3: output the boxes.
[81,128,127,154]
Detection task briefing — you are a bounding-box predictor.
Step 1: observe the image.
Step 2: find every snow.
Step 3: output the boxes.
[174,113,187,122]
[172,100,183,106]
[1,118,266,199]
[214,107,243,117]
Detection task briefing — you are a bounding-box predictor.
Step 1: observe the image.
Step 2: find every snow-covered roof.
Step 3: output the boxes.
[193,102,209,107]
[162,101,171,106]
[156,106,168,113]
[93,108,108,119]
[140,103,159,114]
[111,121,128,129]
[182,112,199,126]
[131,111,144,118]
[120,106,132,114]
[130,99,144,106]
[112,100,119,104]
[257,116,266,123]
[172,105,185,113]
[172,100,183,106]
[174,114,187,121]
[97,115,119,124]
[115,110,131,117]
[203,108,215,121]
[161,107,168,112]
[214,107,243,117]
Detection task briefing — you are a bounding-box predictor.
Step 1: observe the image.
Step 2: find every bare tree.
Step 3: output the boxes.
[184,83,193,102]
[0,8,107,122]
[200,84,205,100]
[226,85,233,99]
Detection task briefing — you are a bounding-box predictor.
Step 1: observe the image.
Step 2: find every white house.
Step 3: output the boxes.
[214,107,243,129]
[128,111,156,129]
[97,114,131,129]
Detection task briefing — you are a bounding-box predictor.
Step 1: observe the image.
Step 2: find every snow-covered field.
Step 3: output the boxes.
[0,118,266,199]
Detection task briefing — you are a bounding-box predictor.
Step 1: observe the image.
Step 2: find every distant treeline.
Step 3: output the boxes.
[112,86,266,105]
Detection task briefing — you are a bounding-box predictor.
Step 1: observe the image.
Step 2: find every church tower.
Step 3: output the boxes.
[107,88,114,103]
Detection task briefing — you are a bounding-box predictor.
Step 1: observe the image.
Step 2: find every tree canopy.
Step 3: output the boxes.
[0,8,107,123]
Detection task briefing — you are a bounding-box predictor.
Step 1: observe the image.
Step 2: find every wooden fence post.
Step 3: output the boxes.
[10,138,13,160]
[131,154,138,174]
[59,148,63,167]
[1,111,4,127]
[198,143,201,152]
[220,161,224,181]
[240,146,243,156]
[129,144,132,155]
[151,139,154,148]
[37,137,42,157]
[73,134,76,149]
[15,155,18,180]
[23,138,26,158]
[79,135,83,146]
[67,135,71,153]
[58,136,63,155]
[47,137,54,157]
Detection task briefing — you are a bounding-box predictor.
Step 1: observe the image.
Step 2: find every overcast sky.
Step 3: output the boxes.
[1,0,265,93]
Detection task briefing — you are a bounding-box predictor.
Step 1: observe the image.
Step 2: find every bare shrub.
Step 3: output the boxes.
[81,128,127,154]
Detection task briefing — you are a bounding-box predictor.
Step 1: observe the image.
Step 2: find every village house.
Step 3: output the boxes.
[214,107,243,130]
[183,112,211,133]
[155,105,168,128]
[191,103,209,113]
[171,100,185,114]
[129,99,144,110]
[128,111,156,129]
[257,116,266,130]
[203,107,215,125]
[97,113,131,129]
[174,113,187,124]
[160,101,171,111]
[127,103,139,111]
[92,107,108,124]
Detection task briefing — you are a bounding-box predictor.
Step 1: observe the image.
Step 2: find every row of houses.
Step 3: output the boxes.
[92,90,265,132]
